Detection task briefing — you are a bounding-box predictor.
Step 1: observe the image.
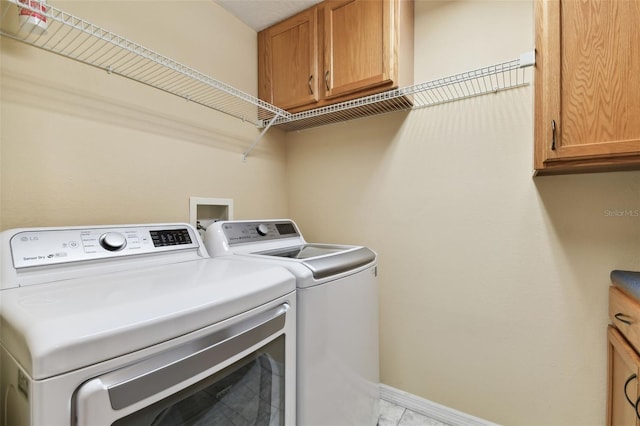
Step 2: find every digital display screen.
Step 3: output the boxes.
[276,222,297,235]
[150,229,192,247]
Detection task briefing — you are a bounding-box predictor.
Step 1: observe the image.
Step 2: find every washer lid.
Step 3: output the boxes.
[0,258,295,380]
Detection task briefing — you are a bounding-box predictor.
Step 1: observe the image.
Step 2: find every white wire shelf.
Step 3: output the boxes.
[0,0,534,139]
[0,0,290,127]
[273,52,535,132]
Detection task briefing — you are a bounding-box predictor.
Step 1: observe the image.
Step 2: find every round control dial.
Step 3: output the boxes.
[256,224,269,236]
[99,232,127,251]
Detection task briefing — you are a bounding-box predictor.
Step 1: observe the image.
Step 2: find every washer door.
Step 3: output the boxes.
[73,303,291,426]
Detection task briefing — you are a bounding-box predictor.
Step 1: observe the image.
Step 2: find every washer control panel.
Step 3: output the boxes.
[10,225,199,269]
[222,220,300,245]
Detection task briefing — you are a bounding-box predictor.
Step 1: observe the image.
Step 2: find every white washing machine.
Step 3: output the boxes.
[0,223,297,426]
[205,219,379,426]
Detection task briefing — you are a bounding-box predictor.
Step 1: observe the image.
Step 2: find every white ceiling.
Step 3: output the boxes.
[215,0,322,32]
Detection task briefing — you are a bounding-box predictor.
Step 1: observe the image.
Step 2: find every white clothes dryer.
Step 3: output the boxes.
[0,223,296,426]
[205,219,380,426]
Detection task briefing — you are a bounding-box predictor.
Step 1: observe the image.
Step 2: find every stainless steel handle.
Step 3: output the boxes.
[103,303,289,410]
[304,247,376,279]
[324,70,330,91]
[615,312,634,325]
[308,75,314,95]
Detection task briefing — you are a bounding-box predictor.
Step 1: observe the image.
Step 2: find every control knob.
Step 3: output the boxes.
[99,232,127,251]
[256,224,269,236]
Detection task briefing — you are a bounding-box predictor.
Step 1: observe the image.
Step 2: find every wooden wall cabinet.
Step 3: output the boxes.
[609,287,640,425]
[608,326,640,426]
[257,7,319,111]
[535,0,640,175]
[258,0,414,113]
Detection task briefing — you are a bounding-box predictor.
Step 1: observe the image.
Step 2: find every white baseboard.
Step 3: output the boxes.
[379,384,501,426]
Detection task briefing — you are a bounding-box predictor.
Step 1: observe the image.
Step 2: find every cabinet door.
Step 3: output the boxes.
[323,0,394,99]
[535,0,640,173]
[608,326,640,426]
[258,8,319,111]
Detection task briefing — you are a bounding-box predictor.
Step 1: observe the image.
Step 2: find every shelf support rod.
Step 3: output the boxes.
[242,113,281,161]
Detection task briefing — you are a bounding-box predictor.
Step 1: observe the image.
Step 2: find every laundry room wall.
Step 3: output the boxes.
[285,1,640,425]
[0,0,289,230]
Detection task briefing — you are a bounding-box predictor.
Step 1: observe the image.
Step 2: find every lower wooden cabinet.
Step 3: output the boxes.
[608,325,640,426]
[608,285,640,426]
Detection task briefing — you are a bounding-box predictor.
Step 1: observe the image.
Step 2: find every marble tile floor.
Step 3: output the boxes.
[379,399,451,426]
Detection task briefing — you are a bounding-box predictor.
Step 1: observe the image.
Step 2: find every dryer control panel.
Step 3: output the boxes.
[9,224,201,269]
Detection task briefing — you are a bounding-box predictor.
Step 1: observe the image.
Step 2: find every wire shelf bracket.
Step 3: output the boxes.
[242,112,281,161]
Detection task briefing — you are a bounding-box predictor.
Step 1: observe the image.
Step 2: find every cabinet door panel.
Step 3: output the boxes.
[608,326,640,426]
[610,287,640,352]
[561,0,640,148]
[259,8,318,110]
[323,0,392,99]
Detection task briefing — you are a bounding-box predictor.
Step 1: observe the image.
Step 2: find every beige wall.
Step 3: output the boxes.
[0,0,289,230]
[286,1,640,425]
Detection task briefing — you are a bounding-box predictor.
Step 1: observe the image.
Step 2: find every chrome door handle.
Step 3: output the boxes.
[107,303,289,409]
[79,303,289,412]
